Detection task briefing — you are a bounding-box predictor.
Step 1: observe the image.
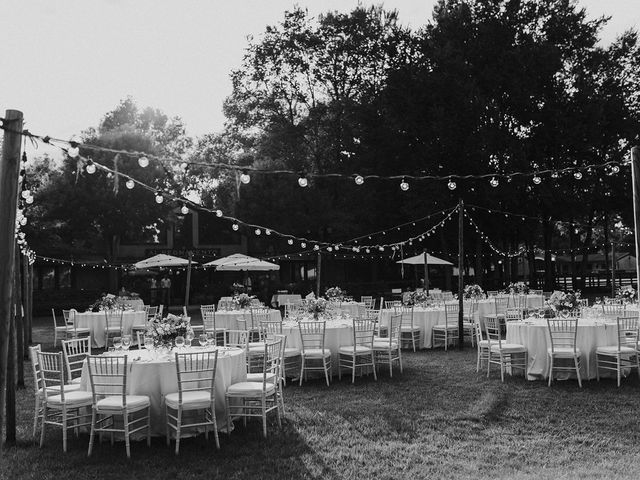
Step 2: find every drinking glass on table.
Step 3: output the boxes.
[175,336,185,349]
[199,334,208,347]
[185,330,194,348]
[144,334,154,350]
[122,335,132,351]
[113,336,122,350]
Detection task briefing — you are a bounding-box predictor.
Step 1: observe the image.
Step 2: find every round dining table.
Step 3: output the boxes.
[214,309,282,330]
[79,346,247,436]
[73,310,147,348]
[379,307,446,349]
[506,317,619,381]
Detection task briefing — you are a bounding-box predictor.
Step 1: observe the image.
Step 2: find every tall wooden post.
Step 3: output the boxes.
[316,252,322,297]
[611,241,616,297]
[458,199,464,350]
[0,110,23,445]
[184,251,193,310]
[423,249,429,295]
[631,147,640,293]
[14,247,24,388]
[23,254,32,347]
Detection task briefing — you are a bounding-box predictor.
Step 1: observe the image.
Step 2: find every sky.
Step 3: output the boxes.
[2,0,639,159]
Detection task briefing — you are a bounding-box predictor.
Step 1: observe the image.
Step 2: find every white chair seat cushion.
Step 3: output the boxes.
[596,345,637,355]
[338,345,373,355]
[42,383,82,395]
[245,372,277,383]
[226,381,276,396]
[74,327,91,333]
[490,343,526,353]
[70,377,82,385]
[477,340,490,347]
[54,326,69,332]
[96,395,150,412]
[548,347,581,356]
[165,391,213,410]
[433,324,458,331]
[283,347,300,357]
[373,336,388,342]
[301,348,331,358]
[400,326,420,332]
[46,390,93,406]
[372,341,399,350]
[105,327,121,332]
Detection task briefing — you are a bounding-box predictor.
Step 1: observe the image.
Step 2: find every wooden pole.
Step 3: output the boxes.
[316,252,322,297]
[611,241,616,297]
[184,251,193,310]
[0,109,23,445]
[458,199,464,350]
[631,146,640,294]
[14,247,24,388]
[423,249,430,295]
[23,254,32,347]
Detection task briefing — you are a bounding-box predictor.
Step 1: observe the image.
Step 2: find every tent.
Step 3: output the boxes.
[396,252,453,294]
[204,253,280,271]
[134,254,198,308]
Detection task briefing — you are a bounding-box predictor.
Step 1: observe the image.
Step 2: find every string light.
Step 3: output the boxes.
[532,175,541,184]
[354,175,364,185]
[216,209,223,217]
[448,179,457,190]
[298,175,308,188]
[86,160,96,174]
[489,177,499,188]
[125,179,135,189]
[25,195,34,205]
[240,171,251,184]
[255,228,261,235]
[67,145,79,158]
[181,204,189,215]
[155,191,164,204]
[400,178,409,191]
[138,156,149,168]
[287,239,294,245]
[574,171,583,180]
[232,223,239,231]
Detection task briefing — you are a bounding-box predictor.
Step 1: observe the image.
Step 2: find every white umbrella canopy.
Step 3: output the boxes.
[396,253,453,265]
[134,254,198,269]
[204,253,280,271]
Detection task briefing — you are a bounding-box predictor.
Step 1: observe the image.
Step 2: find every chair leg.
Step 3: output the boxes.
[147,407,151,447]
[299,357,305,386]
[617,355,621,388]
[40,406,47,447]
[166,405,171,446]
[352,355,356,384]
[88,410,96,456]
[124,412,131,459]
[574,356,582,388]
[225,396,232,437]
[211,405,220,450]
[323,357,330,387]
[33,397,40,439]
[62,409,68,453]
[175,408,182,455]
[261,398,267,438]
[499,354,505,382]
[548,355,553,387]
[371,353,377,381]
[596,354,600,381]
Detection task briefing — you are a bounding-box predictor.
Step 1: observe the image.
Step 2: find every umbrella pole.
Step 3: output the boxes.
[316,252,322,297]
[423,249,429,295]
[632,147,640,294]
[184,252,193,312]
[458,199,464,350]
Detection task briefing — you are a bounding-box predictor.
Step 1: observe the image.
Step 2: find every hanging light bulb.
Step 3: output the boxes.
[255,228,261,235]
[155,192,164,204]
[138,156,149,168]
[240,171,251,184]
[354,175,364,185]
[125,179,135,189]
[490,177,499,188]
[551,171,559,179]
[447,179,457,190]
[181,204,189,215]
[301,242,307,248]
[25,195,34,205]
[574,171,583,180]
[379,246,385,252]
[365,248,370,253]
[216,209,223,217]
[313,245,320,251]
[21,189,30,199]
[532,175,542,185]
[327,246,333,252]
[20,217,27,226]
[232,223,239,231]
[298,175,308,188]
[67,145,79,158]
[265,229,272,236]
[86,161,96,174]
[611,165,620,174]
[287,239,294,245]
[400,178,409,191]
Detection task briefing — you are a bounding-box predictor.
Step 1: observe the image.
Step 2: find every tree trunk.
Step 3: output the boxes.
[14,248,23,388]
[603,211,610,288]
[543,219,554,291]
[475,241,483,287]
[569,225,577,290]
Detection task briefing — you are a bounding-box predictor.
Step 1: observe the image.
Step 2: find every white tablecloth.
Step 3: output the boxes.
[79,347,247,436]
[117,297,145,311]
[326,302,365,317]
[215,309,282,330]
[506,317,619,381]
[74,310,147,348]
[270,294,302,307]
[379,307,446,349]
[282,318,353,369]
[478,295,545,318]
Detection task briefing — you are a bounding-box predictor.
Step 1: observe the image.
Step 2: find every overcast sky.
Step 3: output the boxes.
[2,0,638,158]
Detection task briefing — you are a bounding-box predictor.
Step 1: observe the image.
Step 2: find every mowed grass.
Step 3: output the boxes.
[3,319,640,479]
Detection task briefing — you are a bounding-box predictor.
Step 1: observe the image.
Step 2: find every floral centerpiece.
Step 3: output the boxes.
[404,291,429,306]
[504,282,529,295]
[463,284,485,300]
[305,298,328,319]
[616,286,637,304]
[89,293,118,312]
[231,282,246,295]
[146,313,193,348]
[547,290,581,316]
[325,286,345,301]
[233,293,255,309]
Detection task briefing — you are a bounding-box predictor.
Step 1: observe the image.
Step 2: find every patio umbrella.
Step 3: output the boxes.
[204,253,280,271]
[397,252,453,295]
[134,254,198,309]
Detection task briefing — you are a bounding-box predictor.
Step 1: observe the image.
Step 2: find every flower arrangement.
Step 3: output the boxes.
[231,282,246,295]
[616,286,637,303]
[146,313,192,348]
[305,298,328,318]
[325,286,345,301]
[404,291,429,306]
[463,284,485,300]
[547,290,581,313]
[504,282,529,295]
[89,293,118,312]
[233,293,255,309]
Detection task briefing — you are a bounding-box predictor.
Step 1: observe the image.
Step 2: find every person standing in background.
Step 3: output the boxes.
[149,277,158,305]
[160,275,171,311]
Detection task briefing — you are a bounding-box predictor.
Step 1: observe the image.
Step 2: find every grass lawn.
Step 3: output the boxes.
[2,317,640,479]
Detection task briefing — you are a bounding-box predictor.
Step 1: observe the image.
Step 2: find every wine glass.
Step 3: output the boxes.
[144,334,154,350]
[175,336,185,349]
[206,331,215,347]
[185,330,194,348]
[199,334,208,347]
[122,335,132,351]
[113,336,122,350]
